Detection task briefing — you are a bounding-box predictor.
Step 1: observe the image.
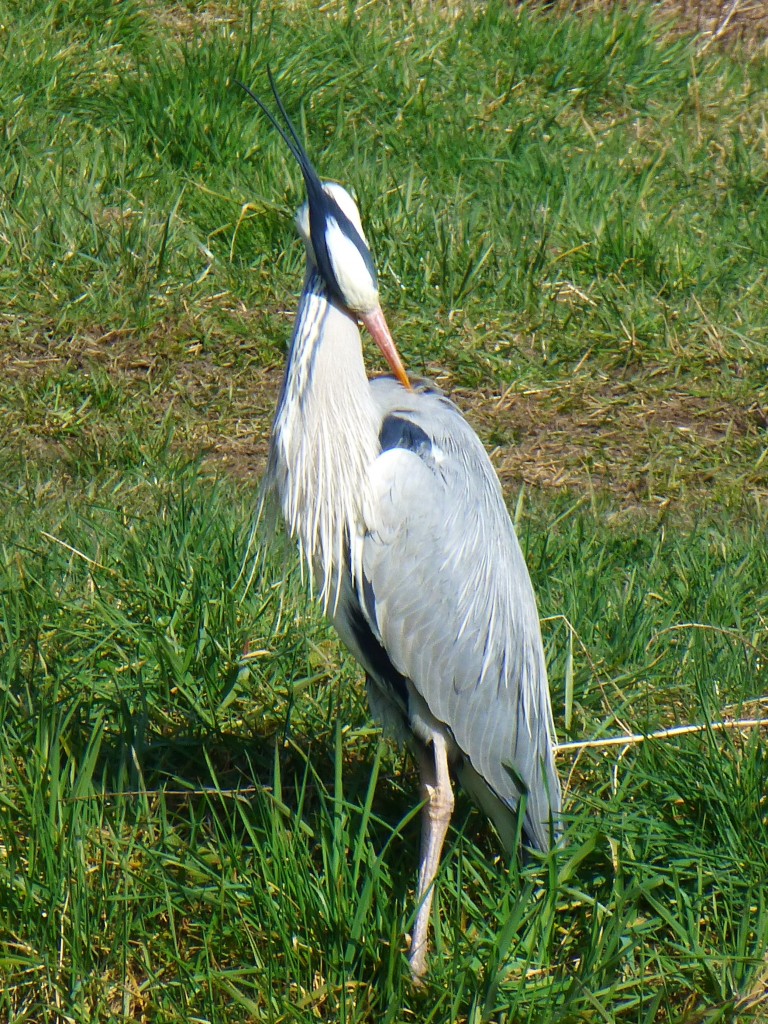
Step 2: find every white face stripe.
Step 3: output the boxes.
[323,182,367,239]
[324,215,379,315]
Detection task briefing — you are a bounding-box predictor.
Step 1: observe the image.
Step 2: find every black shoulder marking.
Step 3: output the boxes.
[348,602,409,712]
[380,414,431,455]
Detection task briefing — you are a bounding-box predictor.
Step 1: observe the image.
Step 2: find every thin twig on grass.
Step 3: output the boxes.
[556,716,768,753]
[40,530,115,573]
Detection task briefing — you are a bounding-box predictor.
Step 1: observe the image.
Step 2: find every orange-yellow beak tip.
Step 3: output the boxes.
[360,307,411,391]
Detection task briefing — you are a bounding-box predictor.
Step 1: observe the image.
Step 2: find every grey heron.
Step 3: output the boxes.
[239,73,561,980]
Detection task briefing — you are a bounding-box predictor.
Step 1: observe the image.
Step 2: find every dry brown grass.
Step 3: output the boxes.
[3,0,765,518]
[4,325,764,517]
[147,0,768,52]
[532,0,768,51]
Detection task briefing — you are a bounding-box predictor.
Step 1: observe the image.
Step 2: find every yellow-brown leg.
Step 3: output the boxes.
[409,733,454,981]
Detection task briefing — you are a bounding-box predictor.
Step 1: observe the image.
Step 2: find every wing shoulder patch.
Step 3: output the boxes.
[379,414,431,456]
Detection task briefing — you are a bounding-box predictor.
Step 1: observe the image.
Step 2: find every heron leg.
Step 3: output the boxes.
[409,731,454,982]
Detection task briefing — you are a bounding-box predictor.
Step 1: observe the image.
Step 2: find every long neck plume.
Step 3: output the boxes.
[267,268,379,609]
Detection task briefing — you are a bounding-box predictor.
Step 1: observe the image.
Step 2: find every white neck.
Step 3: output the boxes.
[268,269,379,608]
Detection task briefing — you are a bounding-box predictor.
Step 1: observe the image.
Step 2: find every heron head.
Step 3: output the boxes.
[295,182,380,317]
[236,71,410,390]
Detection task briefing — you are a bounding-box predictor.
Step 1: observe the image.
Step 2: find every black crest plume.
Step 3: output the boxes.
[234,68,378,306]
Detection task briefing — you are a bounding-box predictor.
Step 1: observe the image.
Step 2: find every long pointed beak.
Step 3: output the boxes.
[360,307,411,390]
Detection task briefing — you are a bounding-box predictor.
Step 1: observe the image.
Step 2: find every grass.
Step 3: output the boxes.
[1,0,767,1020]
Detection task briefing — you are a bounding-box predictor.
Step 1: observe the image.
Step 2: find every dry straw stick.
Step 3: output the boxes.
[557,715,768,753]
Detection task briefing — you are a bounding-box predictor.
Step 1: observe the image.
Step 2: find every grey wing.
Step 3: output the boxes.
[358,377,560,851]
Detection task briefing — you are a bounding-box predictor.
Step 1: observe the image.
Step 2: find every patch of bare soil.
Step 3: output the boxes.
[148,0,768,51]
[203,364,763,514]
[450,375,764,512]
[3,325,762,513]
[668,0,767,43]
[533,0,768,50]
[196,364,280,482]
